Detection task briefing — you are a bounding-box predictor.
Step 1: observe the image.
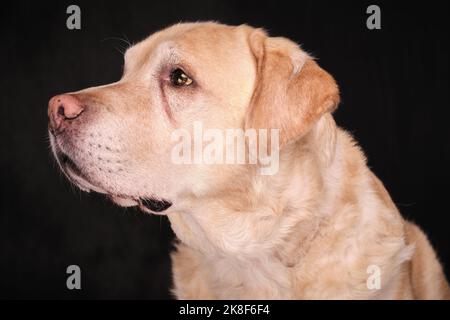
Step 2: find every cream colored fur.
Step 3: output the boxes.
[49,22,450,299]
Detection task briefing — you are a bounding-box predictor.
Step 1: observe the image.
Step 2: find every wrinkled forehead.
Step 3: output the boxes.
[123,23,255,79]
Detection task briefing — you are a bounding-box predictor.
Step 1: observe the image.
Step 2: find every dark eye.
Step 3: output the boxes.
[170,68,193,86]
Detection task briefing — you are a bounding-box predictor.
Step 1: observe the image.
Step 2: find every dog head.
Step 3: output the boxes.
[48,22,339,215]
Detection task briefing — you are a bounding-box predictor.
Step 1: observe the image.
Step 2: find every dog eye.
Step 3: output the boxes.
[170,68,193,86]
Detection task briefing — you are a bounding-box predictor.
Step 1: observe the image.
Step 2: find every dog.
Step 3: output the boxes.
[48,22,449,299]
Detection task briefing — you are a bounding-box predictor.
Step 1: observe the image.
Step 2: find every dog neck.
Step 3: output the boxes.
[167,115,338,263]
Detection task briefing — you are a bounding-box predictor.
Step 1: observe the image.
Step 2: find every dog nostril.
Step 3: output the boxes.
[57,105,65,117]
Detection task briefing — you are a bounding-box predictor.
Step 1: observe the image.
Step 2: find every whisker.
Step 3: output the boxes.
[101,36,133,56]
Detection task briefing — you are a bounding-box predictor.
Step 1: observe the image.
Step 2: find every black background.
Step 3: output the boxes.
[1,0,449,299]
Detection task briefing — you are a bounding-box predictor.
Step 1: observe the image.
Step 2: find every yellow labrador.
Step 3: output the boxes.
[48,22,449,299]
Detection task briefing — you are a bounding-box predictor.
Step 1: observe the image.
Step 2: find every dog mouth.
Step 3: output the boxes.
[139,198,172,213]
[56,150,107,194]
[59,152,83,179]
[51,136,172,214]
[109,194,173,214]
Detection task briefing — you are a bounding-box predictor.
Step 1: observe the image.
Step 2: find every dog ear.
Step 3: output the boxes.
[245,29,340,148]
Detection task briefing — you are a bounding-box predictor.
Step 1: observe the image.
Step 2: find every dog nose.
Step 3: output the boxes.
[48,94,84,133]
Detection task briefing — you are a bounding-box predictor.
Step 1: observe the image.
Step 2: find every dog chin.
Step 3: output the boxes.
[57,154,139,206]
[57,154,171,212]
[58,154,106,194]
[50,134,172,213]
[50,139,106,195]
[59,157,141,208]
[109,195,139,207]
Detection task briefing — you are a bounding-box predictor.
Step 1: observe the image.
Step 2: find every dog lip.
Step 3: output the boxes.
[107,195,172,214]
[59,152,82,176]
[54,149,106,194]
[139,198,172,213]
[50,135,172,213]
